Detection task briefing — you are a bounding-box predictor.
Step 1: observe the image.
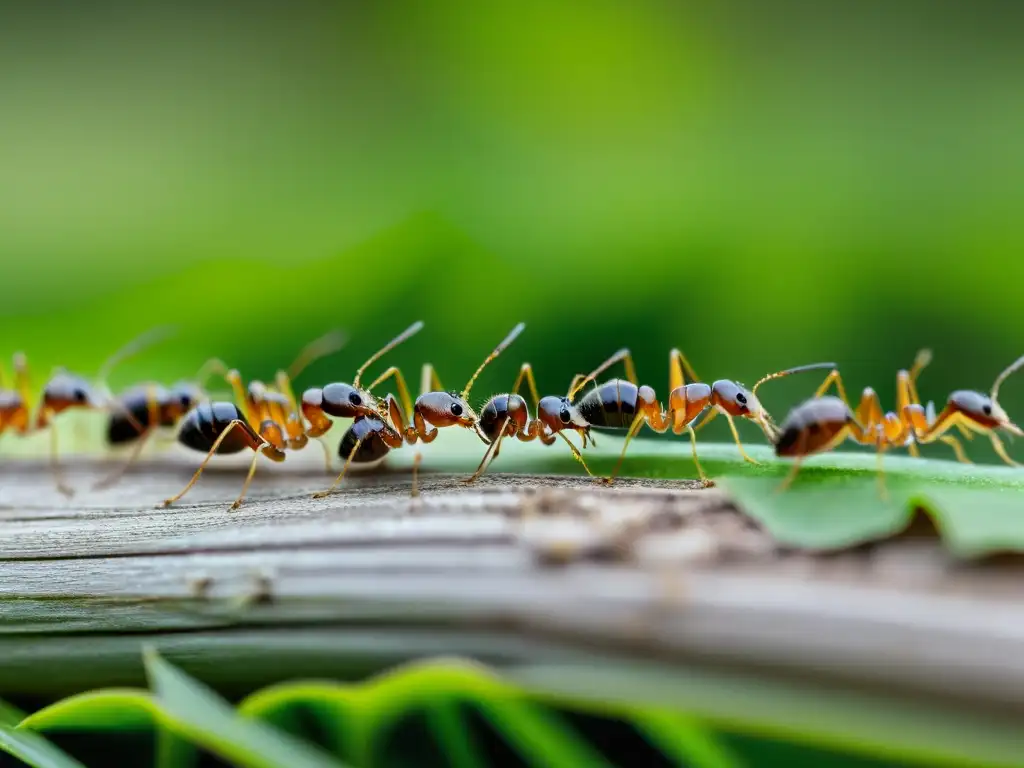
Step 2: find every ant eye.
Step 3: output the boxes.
[735,392,748,405]
[348,392,362,406]
[983,404,993,416]
[559,408,571,423]
[451,402,464,417]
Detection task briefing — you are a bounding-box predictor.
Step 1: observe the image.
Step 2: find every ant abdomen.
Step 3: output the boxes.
[108,386,168,444]
[178,402,258,455]
[576,379,656,429]
[479,394,529,443]
[774,396,855,457]
[338,416,393,464]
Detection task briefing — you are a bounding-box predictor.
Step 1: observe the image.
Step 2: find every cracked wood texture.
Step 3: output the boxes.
[2,445,1024,734]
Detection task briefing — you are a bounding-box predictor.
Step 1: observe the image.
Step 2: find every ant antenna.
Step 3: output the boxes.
[462,322,526,401]
[353,321,424,389]
[287,328,349,380]
[752,362,837,395]
[96,325,178,392]
[991,352,1024,403]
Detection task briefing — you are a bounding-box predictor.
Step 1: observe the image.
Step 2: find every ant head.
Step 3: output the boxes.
[43,373,102,411]
[711,380,762,418]
[537,395,591,438]
[416,390,477,429]
[321,382,382,419]
[947,390,1021,435]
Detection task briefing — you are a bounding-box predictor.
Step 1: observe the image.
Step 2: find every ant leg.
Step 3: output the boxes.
[92,385,162,490]
[317,437,333,472]
[93,428,155,490]
[420,364,443,396]
[465,418,510,484]
[230,446,284,511]
[162,420,255,507]
[194,358,230,388]
[569,348,639,399]
[226,370,253,426]
[686,426,712,487]
[990,433,1020,468]
[312,437,366,499]
[13,353,31,417]
[604,414,646,486]
[511,363,542,408]
[907,442,921,459]
[411,451,422,497]
[813,369,850,405]
[938,435,971,464]
[669,348,701,389]
[367,366,415,423]
[723,412,759,465]
[875,443,890,501]
[48,422,75,498]
[691,407,718,436]
[557,431,594,476]
[776,433,809,493]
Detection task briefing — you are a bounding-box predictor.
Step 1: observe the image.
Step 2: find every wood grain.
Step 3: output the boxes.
[2,447,1024,733]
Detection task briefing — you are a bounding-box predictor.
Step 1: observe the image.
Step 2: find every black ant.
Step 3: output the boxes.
[313,322,527,498]
[94,330,348,491]
[162,323,422,510]
[544,348,834,486]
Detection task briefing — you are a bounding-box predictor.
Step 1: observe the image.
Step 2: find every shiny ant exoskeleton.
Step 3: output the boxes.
[548,348,834,486]
[773,351,1024,493]
[0,327,175,496]
[161,324,421,511]
[95,330,348,491]
[313,323,528,498]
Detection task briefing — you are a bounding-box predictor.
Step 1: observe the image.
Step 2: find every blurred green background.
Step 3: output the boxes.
[2,0,1023,457]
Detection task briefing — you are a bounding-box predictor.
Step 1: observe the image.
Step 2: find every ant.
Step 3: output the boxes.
[560,347,835,486]
[94,329,348,491]
[162,322,422,510]
[313,322,527,499]
[0,326,175,496]
[773,351,1024,493]
[461,357,599,484]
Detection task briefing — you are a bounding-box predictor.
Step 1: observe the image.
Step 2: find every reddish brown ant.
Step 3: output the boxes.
[162,323,422,510]
[313,322,527,499]
[562,348,835,486]
[94,330,348,491]
[773,351,1024,493]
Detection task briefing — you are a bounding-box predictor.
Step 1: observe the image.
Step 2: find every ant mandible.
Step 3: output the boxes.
[312,322,527,499]
[162,323,421,510]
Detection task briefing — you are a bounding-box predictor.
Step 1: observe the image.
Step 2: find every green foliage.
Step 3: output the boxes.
[6,651,1017,768]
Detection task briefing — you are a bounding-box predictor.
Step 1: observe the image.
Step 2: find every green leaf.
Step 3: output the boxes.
[21,690,157,732]
[632,711,742,768]
[0,724,86,768]
[143,647,348,768]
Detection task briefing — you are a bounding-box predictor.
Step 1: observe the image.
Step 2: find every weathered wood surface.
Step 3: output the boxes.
[2,443,1024,729]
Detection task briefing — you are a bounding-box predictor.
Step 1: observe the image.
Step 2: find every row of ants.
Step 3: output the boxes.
[2,322,1022,509]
